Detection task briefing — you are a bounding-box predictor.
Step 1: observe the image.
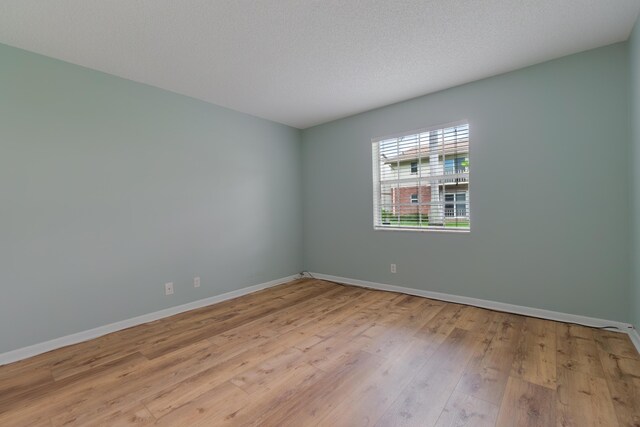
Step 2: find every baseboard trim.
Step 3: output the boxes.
[311,272,634,333]
[628,328,640,354]
[4,272,637,366]
[0,274,300,366]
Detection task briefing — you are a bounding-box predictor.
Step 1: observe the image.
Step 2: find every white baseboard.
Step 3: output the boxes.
[0,274,300,366]
[4,272,638,365]
[628,328,640,354]
[311,272,637,343]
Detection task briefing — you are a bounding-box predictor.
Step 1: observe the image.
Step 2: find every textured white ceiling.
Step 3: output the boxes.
[1,1,639,128]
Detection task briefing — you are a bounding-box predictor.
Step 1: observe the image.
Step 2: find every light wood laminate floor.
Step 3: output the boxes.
[1,278,639,426]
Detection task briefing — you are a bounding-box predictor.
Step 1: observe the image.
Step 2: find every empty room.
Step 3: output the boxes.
[2,1,640,426]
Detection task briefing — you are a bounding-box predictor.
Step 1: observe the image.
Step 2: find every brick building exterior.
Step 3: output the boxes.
[391,185,432,215]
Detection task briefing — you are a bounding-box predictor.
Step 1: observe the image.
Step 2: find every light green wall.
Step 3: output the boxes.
[0,43,303,353]
[1,35,636,355]
[631,16,640,327]
[302,43,631,322]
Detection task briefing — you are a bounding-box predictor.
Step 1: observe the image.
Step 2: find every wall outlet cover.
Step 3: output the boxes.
[165,282,174,295]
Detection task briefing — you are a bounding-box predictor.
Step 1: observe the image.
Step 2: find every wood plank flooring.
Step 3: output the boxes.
[1,278,639,426]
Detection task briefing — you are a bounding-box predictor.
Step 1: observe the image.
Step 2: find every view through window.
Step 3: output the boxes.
[372,122,470,231]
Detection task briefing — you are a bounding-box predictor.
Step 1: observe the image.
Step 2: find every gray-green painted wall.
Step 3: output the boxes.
[1,36,636,355]
[631,17,640,327]
[302,43,631,323]
[0,43,303,353]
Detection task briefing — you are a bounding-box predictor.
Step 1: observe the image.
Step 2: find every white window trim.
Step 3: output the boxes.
[371,120,470,233]
[444,191,469,219]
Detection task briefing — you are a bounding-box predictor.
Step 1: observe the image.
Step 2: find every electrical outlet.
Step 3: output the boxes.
[194,276,201,288]
[165,282,174,295]
[390,264,397,273]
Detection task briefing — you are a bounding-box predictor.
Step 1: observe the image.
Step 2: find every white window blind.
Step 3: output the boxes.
[372,122,470,232]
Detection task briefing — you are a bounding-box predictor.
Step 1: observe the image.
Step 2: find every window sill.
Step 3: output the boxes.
[374,226,470,233]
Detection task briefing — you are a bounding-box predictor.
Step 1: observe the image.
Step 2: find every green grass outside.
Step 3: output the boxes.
[382,219,469,229]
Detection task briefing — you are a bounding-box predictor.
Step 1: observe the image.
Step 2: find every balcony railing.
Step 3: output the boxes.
[379,167,469,185]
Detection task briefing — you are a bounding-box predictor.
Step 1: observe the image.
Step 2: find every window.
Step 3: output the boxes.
[410,161,418,174]
[444,157,467,174]
[372,122,470,231]
[445,192,467,217]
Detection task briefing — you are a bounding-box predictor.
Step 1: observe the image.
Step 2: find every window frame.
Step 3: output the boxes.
[444,191,468,218]
[371,120,470,233]
[444,156,467,175]
[410,161,418,174]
